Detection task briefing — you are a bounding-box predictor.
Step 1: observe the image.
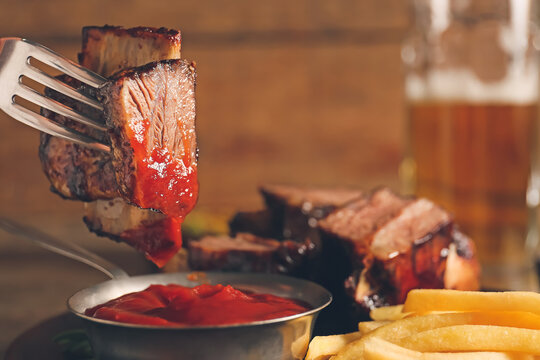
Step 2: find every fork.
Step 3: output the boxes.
[0,37,110,152]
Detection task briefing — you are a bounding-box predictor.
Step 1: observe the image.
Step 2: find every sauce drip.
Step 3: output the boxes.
[130,129,198,219]
[85,283,310,326]
[126,115,198,267]
[121,216,183,267]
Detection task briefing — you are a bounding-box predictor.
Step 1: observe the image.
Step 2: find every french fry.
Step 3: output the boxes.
[363,337,421,360]
[313,290,540,360]
[370,305,406,321]
[403,290,540,316]
[290,331,309,359]
[398,325,540,354]
[333,313,471,360]
[305,331,364,360]
[332,311,540,360]
[358,321,390,333]
[363,337,534,360]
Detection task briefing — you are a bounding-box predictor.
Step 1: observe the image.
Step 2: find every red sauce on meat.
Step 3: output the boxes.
[133,145,198,219]
[121,216,183,268]
[124,116,198,267]
[85,283,310,326]
[124,104,198,218]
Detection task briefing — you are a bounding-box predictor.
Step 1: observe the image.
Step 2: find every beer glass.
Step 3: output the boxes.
[401,0,540,290]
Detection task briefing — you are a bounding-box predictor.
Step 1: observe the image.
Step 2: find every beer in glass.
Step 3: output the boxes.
[401,0,540,290]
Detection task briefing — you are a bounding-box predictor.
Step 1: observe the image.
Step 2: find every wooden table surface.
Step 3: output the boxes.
[0,1,405,355]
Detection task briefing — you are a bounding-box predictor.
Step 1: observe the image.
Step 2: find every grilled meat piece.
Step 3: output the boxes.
[83,199,181,267]
[39,133,116,201]
[188,233,315,275]
[39,26,191,267]
[229,209,277,239]
[226,185,364,282]
[80,26,191,266]
[319,188,479,310]
[319,188,411,263]
[79,26,181,78]
[260,184,364,241]
[84,198,165,235]
[346,228,479,310]
[261,184,364,210]
[369,197,451,259]
[39,26,182,201]
[99,59,198,217]
[39,76,116,200]
[443,229,481,291]
[253,185,362,242]
[346,229,452,310]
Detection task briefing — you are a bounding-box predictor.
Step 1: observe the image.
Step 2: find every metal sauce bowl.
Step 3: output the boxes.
[68,272,332,360]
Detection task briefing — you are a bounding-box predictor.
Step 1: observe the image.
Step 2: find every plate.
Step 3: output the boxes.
[5,312,87,360]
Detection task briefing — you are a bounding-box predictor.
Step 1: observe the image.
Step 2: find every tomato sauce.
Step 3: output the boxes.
[128,114,199,219]
[120,216,183,268]
[126,126,198,267]
[134,147,198,219]
[85,283,310,326]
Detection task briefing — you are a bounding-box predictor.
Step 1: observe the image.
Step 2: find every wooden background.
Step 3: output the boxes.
[0,0,408,352]
[0,0,408,218]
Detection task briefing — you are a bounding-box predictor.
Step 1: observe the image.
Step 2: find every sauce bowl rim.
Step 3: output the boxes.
[67,271,333,330]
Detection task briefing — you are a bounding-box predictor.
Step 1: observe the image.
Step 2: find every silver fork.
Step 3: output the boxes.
[0,37,110,152]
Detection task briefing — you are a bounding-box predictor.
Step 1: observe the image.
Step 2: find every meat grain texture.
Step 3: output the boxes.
[100,59,198,218]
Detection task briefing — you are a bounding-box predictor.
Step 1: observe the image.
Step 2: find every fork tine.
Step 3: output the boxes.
[15,83,107,131]
[23,39,107,88]
[3,103,110,152]
[24,64,104,111]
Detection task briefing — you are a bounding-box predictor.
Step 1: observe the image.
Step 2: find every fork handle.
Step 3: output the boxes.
[0,217,129,279]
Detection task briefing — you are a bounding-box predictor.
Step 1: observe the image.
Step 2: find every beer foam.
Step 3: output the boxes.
[406,0,537,104]
[406,68,538,104]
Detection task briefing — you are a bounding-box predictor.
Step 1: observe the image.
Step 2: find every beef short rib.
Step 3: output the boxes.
[208,185,480,332]
[39,26,183,201]
[229,209,277,239]
[79,26,182,78]
[99,59,198,218]
[83,199,181,267]
[319,188,479,309]
[39,76,116,201]
[188,232,315,275]
[319,187,411,262]
[260,184,364,241]
[39,26,195,267]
